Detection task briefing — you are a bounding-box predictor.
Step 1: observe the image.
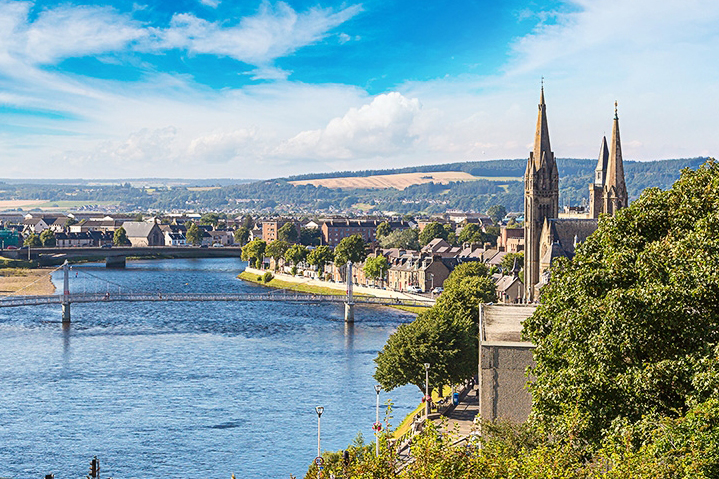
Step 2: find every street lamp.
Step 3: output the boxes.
[374,385,382,456]
[424,363,431,417]
[315,405,324,479]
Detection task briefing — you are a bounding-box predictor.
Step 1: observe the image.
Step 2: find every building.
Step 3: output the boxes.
[262,218,299,243]
[524,90,629,300]
[497,226,524,253]
[523,86,559,302]
[121,221,164,247]
[589,102,629,218]
[320,219,410,247]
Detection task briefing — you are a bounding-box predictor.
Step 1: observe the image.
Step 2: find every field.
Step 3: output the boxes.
[289,172,521,190]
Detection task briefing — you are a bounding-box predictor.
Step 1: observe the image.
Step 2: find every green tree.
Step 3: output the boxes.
[434,276,496,324]
[379,228,420,250]
[299,227,321,246]
[376,221,392,239]
[241,214,254,230]
[442,261,490,291]
[284,244,308,266]
[487,204,508,224]
[500,251,524,272]
[234,226,250,246]
[113,226,130,246]
[457,223,484,244]
[419,222,448,246]
[23,233,42,247]
[185,222,202,245]
[363,255,389,286]
[64,217,78,227]
[40,229,56,247]
[265,240,290,268]
[334,234,367,265]
[199,212,220,227]
[241,239,266,266]
[307,245,334,275]
[277,222,298,243]
[374,307,477,395]
[523,159,719,446]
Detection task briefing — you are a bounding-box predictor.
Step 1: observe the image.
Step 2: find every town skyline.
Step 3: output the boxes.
[0,0,716,179]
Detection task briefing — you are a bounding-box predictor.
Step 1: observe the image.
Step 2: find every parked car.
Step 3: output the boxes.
[406,285,423,293]
[212,243,224,247]
[6,245,17,250]
[101,244,113,249]
[432,287,444,294]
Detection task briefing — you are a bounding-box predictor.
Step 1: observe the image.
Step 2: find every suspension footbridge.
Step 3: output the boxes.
[0,261,434,322]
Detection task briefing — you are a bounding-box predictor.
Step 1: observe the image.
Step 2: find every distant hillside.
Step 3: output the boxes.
[0,157,709,215]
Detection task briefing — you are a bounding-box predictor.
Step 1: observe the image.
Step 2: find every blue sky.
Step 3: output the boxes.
[0,0,716,179]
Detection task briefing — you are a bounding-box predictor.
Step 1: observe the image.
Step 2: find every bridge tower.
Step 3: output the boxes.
[62,260,71,323]
[344,261,355,323]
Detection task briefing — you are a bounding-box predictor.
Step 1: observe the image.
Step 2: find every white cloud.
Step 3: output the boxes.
[275,92,423,160]
[199,0,220,8]
[144,1,362,67]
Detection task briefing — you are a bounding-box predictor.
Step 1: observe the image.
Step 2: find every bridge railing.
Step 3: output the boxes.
[0,292,434,308]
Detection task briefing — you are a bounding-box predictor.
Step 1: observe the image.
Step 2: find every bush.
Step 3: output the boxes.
[262,272,273,283]
[290,266,298,276]
[256,276,262,282]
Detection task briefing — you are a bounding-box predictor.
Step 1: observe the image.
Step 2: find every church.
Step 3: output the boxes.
[523,87,628,301]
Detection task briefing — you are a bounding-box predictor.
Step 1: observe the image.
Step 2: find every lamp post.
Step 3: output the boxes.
[424,363,431,417]
[374,385,381,456]
[315,405,324,478]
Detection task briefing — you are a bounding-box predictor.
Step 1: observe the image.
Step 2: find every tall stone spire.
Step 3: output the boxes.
[524,82,559,302]
[603,101,628,215]
[532,83,554,171]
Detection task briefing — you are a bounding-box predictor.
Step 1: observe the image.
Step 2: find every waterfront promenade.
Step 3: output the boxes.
[243,266,433,303]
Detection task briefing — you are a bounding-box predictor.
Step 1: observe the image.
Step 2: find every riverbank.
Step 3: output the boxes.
[238,267,430,314]
[0,268,56,295]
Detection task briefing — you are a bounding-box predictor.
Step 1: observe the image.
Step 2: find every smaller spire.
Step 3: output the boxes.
[540,77,545,104]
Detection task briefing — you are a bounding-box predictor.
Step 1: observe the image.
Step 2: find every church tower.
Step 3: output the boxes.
[602,101,628,215]
[589,136,609,218]
[524,85,559,301]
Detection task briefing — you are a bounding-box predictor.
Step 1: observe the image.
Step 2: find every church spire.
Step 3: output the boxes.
[532,81,553,170]
[604,101,628,214]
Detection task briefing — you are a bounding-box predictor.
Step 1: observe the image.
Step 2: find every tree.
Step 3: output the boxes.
[487,204,507,224]
[113,227,130,246]
[234,226,250,246]
[363,255,389,286]
[40,229,56,247]
[241,214,254,230]
[457,223,484,244]
[23,233,42,247]
[334,234,367,265]
[284,244,308,266]
[307,245,334,275]
[376,221,392,239]
[299,227,321,246]
[434,276,496,325]
[241,239,266,266]
[374,307,477,395]
[265,240,290,268]
[500,251,524,272]
[199,212,221,227]
[277,222,298,243]
[379,228,420,250]
[442,261,489,291]
[65,217,78,227]
[523,159,719,445]
[185,222,202,245]
[419,222,448,246]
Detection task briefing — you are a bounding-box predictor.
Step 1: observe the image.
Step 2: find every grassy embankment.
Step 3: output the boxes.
[237,271,426,314]
[0,267,56,295]
[392,386,453,439]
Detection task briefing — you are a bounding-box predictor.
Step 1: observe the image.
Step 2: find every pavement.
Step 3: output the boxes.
[244,267,435,303]
[438,387,479,436]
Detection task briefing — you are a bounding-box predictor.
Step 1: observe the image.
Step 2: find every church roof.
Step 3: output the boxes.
[545,218,599,259]
[531,85,554,171]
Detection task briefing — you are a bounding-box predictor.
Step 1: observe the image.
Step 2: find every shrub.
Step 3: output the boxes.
[262,272,273,283]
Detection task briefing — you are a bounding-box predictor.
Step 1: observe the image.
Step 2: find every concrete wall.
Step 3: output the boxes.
[480,342,535,423]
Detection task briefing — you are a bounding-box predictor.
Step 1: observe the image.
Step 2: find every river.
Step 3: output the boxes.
[0,258,418,478]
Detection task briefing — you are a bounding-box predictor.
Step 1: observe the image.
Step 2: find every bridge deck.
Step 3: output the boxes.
[0,292,434,308]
